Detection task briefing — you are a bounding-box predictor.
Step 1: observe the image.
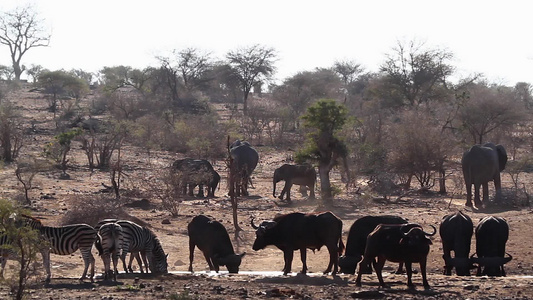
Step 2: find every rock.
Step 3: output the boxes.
[162,219,171,224]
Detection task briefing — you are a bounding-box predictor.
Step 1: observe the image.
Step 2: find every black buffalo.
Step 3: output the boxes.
[472,216,512,276]
[439,211,474,276]
[188,215,245,273]
[339,215,408,274]
[355,223,436,289]
[251,211,344,275]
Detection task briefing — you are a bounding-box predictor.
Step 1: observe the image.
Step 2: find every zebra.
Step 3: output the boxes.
[22,214,97,282]
[0,233,15,278]
[95,219,148,273]
[96,219,168,274]
[97,222,123,281]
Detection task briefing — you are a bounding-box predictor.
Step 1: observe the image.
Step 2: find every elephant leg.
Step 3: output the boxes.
[280,182,292,201]
[299,185,308,197]
[474,183,482,208]
[482,182,489,205]
[197,184,205,197]
[308,183,316,199]
[465,183,473,207]
[188,184,195,197]
[494,175,503,203]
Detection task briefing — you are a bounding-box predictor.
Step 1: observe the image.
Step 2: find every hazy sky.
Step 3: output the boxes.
[1,0,531,85]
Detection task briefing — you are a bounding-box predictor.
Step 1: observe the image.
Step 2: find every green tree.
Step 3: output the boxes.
[44,128,82,178]
[226,44,276,114]
[0,199,42,300]
[0,6,51,81]
[297,99,349,204]
[38,70,89,114]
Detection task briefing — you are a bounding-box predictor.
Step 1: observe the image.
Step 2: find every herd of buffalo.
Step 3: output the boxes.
[175,140,513,289]
[189,211,511,289]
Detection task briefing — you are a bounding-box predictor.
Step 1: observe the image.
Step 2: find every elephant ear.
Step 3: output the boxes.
[496,145,508,172]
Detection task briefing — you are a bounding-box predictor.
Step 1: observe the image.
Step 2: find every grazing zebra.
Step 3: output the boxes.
[97,222,124,281]
[22,215,97,282]
[96,219,168,274]
[95,219,148,273]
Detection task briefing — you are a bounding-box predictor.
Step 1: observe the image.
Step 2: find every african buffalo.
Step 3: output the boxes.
[355,223,436,289]
[339,215,408,275]
[188,215,245,273]
[472,216,512,276]
[439,211,474,276]
[251,211,344,275]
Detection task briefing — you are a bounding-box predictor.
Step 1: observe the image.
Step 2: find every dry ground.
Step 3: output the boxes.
[0,87,532,299]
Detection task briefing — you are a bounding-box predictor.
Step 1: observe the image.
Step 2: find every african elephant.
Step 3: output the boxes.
[273,164,316,202]
[461,143,507,208]
[172,158,220,197]
[228,140,259,197]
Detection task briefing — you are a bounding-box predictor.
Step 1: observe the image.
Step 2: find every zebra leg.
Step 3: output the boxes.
[79,246,95,282]
[141,251,149,273]
[41,249,51,283]
[112,251,120,281]
[0,256,6,278]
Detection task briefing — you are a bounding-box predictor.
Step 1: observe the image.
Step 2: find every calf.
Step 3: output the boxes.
[355,223,435,289]
[251,211,344,275]
[188,215,245,273]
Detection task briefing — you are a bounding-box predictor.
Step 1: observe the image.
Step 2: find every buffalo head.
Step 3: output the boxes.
[251,218,277,251]
[338,255,361,275]
[214,253,246,273]
[470,252,513,276]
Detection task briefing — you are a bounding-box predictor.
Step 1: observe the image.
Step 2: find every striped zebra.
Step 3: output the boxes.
[22,215,97,282]
[95,219,147,273]
[97,222,123,281]
[96,219,168,274]
[0,233,14,278]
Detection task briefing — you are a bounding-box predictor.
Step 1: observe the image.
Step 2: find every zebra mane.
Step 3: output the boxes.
[21,214,43,226]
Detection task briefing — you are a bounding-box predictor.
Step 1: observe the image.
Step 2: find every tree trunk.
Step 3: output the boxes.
[439,168,446,194]
[318,162,332,205]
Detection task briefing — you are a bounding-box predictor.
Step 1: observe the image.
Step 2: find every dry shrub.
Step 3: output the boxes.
[61,194,146,227]
[140,168,185,217]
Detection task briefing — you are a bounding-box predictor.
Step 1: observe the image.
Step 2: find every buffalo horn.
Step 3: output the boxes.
[470,254,513,267]
[250,218,259,230]
[423,225,437,236]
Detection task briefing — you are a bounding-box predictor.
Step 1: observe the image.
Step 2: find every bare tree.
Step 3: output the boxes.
[458,83,527,144]
[380,40,454,107]
[226,44,276,114]
[0,6,51,80]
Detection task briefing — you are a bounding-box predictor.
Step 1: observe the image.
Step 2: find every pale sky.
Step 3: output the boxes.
[1,0,532,85]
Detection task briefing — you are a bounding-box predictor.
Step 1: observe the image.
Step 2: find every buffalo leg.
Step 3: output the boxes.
[203,253,215,271]
[395,262,405,274]
[442,247,453,275]
[405,262,414,288]
[374,256,387,288]
[188,241,195,273]
[299,248,307,274]
[355,255,372,286]
[324,245,337,275]
[420,259,430,289]
[282,250,294,275]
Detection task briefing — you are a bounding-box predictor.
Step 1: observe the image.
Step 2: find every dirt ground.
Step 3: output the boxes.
[0,87,532,299]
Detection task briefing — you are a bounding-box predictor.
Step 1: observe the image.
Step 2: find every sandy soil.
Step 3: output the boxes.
[0,87,532,299]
